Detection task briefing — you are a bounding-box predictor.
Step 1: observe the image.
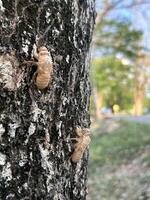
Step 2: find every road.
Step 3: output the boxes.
[113,114,150,124]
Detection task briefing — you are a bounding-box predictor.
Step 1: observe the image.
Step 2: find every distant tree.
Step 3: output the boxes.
[94,19,142,58]
[133,54,150,115]
[91,56,133,112]
[91,15,150,117]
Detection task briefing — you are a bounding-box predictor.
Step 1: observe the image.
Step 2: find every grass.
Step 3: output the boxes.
[87,120,150,200]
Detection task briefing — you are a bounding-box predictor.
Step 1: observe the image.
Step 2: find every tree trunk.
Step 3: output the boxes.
[92,87,103,119]
[133,63,147,116]
[133,85,145,116]
[0,1,95,199]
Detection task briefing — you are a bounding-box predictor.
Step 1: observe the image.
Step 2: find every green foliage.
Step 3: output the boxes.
[89,121,150,167]
[94,19,143,58]
[91,17,144,111]
[91,56,133,109]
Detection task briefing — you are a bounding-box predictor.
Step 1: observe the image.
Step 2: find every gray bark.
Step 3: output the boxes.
[0,0,95,200]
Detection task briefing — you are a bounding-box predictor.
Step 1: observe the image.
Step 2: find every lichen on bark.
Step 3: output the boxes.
[0,0,95,199]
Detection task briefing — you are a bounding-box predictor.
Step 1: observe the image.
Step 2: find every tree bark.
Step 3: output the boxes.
[92,87,103,119]
[133,58,147,116]
[133,82,145,116]
[0,0,95,199]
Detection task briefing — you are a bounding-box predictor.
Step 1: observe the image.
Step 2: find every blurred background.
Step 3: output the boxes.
[88,0,150,199]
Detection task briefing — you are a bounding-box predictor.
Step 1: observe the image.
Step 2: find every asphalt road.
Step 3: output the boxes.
[113,115,150,124]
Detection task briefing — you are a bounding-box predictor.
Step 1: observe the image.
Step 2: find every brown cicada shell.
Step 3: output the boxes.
[34,46,53,89]
[71,127,91,163]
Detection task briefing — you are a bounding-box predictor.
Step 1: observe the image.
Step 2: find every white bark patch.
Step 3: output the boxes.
[5,194,15,199]
[60,24,63,30]
[9,122,20,138]
[22,43,29,54]
[45,11,51,23]
[0,55,17,90]
[0,0,5,12]
[56,121,62,137]
[19,160,27,167]
[2,162,12,181]
[19,151,28,167]
[74,161,82,182]
[22,38,31,53]
[23,183,28,190]
[0,152,6,165]
[0,124,5,141]
[39,144,54,174]
[62,97,68,106]
[66,55,70,63]
[45,130,50,143]
[31,102,43,121]
[29,152,33,160]
[85,47,91,72]
[28,123,36,136]
[72,1,79,49]
[25,123,36,144]
[52,27,60,36]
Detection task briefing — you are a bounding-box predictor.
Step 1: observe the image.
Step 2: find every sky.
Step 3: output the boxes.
[95,0,150,50]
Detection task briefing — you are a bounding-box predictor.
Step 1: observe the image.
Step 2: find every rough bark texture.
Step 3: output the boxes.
[0,0,95,199]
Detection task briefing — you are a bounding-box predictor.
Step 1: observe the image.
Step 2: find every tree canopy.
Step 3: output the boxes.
[94,19,143,58]
[91,56,133,109]
[91,13,145,111]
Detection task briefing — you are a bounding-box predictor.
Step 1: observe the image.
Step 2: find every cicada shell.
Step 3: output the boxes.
[34,46,53,89]
[71,127,91,163]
